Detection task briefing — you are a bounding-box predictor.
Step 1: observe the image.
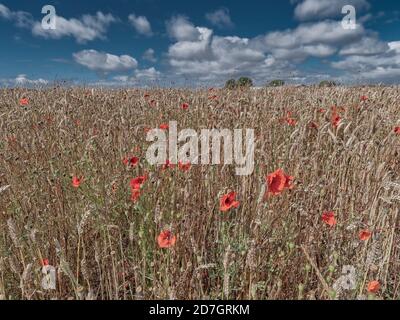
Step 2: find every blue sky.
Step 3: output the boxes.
[0,0,399,87]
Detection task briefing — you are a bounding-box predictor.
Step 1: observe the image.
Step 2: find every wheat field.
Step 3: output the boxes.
[0,86,399,300]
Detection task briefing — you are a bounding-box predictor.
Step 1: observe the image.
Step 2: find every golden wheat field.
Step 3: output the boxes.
[0,86,399,300]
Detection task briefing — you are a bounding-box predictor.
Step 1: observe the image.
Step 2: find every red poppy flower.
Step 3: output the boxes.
[181,103,189,110]
[178,161,191,171]
[157,230,177,248]
[130,175,147,190]
[322,211,336,227]
[309,121,319,129]
[359,229,371,241]
[318,108,326,113]
[131,189,141,202]
[72,176,83,188]
[129,156,139,167]
[284,174,294,190]
[160,123,169,130]
[265,169,293,196]
[360,95,368,102]
[219,191,240,212]
[367,280,380,294]
[144,127,151,133]
[162,159,175,170]
[41,258,49,266]
[286,118,297,126]
[331,113,341,128]
[19,98,29,106]
[394,127,400,134]
[123,156,139,167]
[144,93,150,98]
[280,112,297,127]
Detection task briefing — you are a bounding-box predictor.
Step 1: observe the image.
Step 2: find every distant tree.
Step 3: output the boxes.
[237,77,253,88]
[268,79,285,87]
[319,80,337,87]
[225,79,237,90]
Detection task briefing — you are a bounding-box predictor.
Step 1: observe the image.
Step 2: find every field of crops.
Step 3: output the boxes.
[0,86,399,300]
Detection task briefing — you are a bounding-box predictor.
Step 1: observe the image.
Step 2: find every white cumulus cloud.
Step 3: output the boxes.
[293,0,370,21]
[0,3,32,27]
[128,13,152,36]
[205,8,234,28]
[339,36,389,56]
[0,74,49,86]
[142,48,157,62]
[32,11,116,43]
[167,16,200,41]
[15,74,48,85]
[111,68,162,85]
[73,50,138,73]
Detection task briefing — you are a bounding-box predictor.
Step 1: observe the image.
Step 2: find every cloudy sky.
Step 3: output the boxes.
[0,0,399,87]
